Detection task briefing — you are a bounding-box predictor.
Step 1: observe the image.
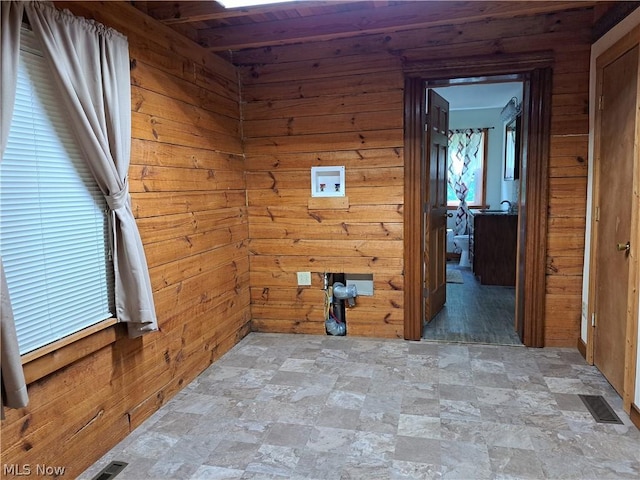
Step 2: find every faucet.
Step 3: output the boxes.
[501,200,516,214]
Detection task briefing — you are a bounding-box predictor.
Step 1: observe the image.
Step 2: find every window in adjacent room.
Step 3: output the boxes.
[446,128,487,208]
[0,28,114,355]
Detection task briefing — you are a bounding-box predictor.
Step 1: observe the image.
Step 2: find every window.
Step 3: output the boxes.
[0,28,114,355]
[446,129,487,208]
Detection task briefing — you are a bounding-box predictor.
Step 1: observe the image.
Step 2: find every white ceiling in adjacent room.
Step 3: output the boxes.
[434,82,523,111]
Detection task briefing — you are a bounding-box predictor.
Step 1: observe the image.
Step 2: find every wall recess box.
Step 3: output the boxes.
[346,273,374,296]
[311,166,345,197]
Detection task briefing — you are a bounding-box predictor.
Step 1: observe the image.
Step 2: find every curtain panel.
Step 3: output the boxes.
[1,0,159,416]
[447,128,485,237]
[25,1,158,338]
[0,1,29,418]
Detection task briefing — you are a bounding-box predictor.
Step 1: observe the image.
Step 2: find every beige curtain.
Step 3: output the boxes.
[1,1,29,418]
[25,2,158,338]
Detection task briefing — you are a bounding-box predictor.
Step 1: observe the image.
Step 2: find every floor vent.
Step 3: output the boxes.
[579,394,623,424]
[91,461,128,480]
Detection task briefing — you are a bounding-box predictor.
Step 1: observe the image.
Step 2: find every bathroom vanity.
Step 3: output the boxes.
[470,211,518,286]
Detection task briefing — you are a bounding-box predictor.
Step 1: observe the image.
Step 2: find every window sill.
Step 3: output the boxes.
[21,318,124,384]
[447,204,489,210]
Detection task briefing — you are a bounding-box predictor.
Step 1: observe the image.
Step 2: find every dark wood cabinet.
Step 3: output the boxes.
[471,213,518,286]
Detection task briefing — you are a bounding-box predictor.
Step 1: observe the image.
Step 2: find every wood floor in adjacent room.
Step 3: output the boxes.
[424,263,521,346]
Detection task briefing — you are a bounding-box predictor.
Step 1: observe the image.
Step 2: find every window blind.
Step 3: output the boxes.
[0,28,114,355]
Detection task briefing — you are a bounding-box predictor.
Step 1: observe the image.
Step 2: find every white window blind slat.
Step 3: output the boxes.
[0,28,114,355]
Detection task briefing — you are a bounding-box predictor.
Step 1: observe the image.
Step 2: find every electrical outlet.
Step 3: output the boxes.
[297,271,311,286]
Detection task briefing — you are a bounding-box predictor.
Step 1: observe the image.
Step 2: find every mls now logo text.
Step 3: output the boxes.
[3,464,66,476]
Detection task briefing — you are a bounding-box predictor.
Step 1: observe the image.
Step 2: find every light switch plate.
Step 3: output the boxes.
[297,272,312,286]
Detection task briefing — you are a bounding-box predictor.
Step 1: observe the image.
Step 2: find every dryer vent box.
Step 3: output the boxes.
[346,273,374,296]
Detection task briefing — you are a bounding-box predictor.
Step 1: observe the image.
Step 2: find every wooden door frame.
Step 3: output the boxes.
[403,77,426,341]
[587,28,640,412]
[403,53,553,346]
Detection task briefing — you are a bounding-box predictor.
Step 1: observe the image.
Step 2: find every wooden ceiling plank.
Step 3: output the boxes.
[56,1,237,81]
[157,1,338,25]
[230,7,594,65]
[143,1,224,24]
[592,1,640,41]
[197,0,596,51]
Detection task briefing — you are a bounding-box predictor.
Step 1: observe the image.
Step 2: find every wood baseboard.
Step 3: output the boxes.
[577,337,587,360]
[631,403,640,430]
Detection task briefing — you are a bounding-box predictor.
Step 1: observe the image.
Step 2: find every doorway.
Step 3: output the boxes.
[403,58,553,347]
[425,81,524,345]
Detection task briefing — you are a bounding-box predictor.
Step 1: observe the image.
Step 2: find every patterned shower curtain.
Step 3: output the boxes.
[448,128,485,237]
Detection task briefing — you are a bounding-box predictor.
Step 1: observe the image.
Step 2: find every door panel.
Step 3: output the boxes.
[593,45,638,395]
[424,89,449,323]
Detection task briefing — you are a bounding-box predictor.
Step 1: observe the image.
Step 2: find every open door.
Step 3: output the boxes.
[424,89,449,323]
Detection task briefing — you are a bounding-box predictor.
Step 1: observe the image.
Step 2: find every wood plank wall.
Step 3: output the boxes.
[238,7,594,345]
[0,3,249,477]
[0,3,595,475]
[243,62,406,338]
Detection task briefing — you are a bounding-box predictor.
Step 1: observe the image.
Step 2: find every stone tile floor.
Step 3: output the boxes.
[81,333,640,479]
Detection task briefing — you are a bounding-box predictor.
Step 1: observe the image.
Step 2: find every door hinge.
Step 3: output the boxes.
[423,288,429,298]
[598,95,604,111]
[592,312,596,328]
[595,205,600,222]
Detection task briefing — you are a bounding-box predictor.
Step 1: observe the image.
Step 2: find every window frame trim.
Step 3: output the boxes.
[21,318,122,384]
